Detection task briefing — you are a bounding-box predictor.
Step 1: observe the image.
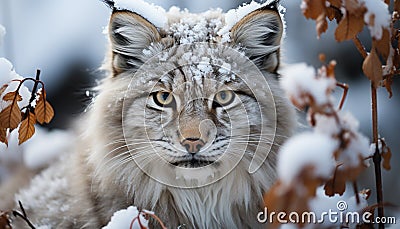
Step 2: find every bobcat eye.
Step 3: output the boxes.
[153,91,175,107]
[213,90,235,107]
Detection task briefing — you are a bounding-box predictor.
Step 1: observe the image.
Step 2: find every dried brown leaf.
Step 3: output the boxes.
[382,150,392,170]
[383,76,393,98]
[360,189,372,200]
[264,181,311,228]
[0,211,11,229]
[0,104,22,129]
[362,47,383,87]
[381,140,392,170]
[326,60,337,78]
[316,14,328,37]
[374,29,390,60]
[325,161,365,196]
[335,12,365,42]
[0,128,7,146]
[395,0,400,13]
[264,166,322,228]
[18,111,36,145]
[394,48,400,69]
[367,14,375,29]
[2,91,22,102]
[302,0,326,20]
[0,84,8,96]
[324,169,347,196]
[35,90,54,124]
[319,53,326,62]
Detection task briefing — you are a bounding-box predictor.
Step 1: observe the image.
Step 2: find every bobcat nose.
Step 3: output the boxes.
[181,138,205,154]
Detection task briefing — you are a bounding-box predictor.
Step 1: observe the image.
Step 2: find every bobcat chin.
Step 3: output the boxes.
[12,2,295,228]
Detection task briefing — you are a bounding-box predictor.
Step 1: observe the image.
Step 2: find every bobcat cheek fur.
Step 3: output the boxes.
[13,2,296,228]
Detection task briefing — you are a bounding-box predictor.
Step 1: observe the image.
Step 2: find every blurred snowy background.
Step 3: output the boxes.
[0,0,399,212]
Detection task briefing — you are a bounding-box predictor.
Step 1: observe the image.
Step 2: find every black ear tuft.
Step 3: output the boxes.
[101,0,115,10]
[261,0,280,12]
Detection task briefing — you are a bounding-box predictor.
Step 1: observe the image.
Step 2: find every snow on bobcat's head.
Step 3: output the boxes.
[90,0,295,202]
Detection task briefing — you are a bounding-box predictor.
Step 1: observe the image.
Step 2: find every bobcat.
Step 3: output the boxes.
[11,1,295,228]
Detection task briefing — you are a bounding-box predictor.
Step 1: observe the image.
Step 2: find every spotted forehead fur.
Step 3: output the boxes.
[133,43,254,98]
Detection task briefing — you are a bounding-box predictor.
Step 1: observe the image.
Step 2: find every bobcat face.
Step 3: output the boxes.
[93,3,295,189]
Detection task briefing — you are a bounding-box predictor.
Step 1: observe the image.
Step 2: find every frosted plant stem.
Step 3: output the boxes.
[371,83,384,229]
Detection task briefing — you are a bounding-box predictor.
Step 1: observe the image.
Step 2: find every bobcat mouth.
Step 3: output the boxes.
[171,159,214,168]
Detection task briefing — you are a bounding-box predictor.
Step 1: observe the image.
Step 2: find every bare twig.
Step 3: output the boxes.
[352,181,360,204]
[352,37,368,59]
[129,210,167,229]
[336,82,349,110]
[143,211,167,229]
[12,201,36,229]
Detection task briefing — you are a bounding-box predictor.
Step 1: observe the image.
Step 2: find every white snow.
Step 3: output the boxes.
[218,0,277,36]
[0,24,5,47]
[0,130,23,163]
[0,58,32,113]
[36,226,51,229]
[113,0,168,28]
[277,133,337,184]
[313,112,372,168]
[0,126,74,170]
[15,163,70,227]
[166,8,224,44]
[280,63,336,107]
[103,206,149,229]
[360,0,391,40]
[142,49,152,56]
[198,57,213,75]
[338,112,373,167]
[23,128,74,169]
[369,138,386,155]
[218,62,231,74]
[314,114,341,136]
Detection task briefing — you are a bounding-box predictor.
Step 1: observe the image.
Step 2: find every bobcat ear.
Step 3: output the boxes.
[109,11,161,74]
[230,7,283,73]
